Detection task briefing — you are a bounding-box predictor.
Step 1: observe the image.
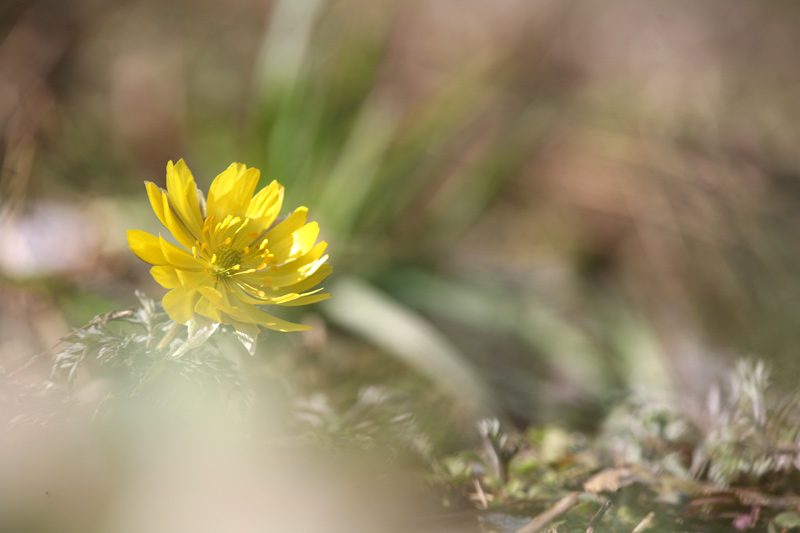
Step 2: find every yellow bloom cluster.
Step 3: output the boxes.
[128,160,331,343]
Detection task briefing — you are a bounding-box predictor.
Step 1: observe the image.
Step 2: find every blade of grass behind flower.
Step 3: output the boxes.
[320,276,496,414]
[249,0,328,196]
[257,0,326,94]
[315,95,401,239]
[379,268,652,398]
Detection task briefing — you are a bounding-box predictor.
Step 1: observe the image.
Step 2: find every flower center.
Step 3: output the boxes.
[216,244,243,270]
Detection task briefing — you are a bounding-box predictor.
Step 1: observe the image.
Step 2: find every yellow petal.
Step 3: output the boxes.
[262,265,331,298]
[161,192,198,250]
[284,263,332,293]
[162,288,199,323]
[230,283,271,305]
[215,297,262,323]
[158,235,203,271]
[197,284,224,305]
[269,242,328,287]
[209,163,244,199]
[271,256,328,289]
[207,163,260,220]
[264,207,307,245]
[275,290,331,307]
[237,302,311,332]
[166,160,204,238]
[268,287,323,303]
[176,269,209,291]
[150,265,180,288]
[145,182,168,228]
[195,295,222,322]
[245,263,331,299]
[128,230,167,265]
[268,222,319,263]
[246,180,284,232]
[198,281,247,321]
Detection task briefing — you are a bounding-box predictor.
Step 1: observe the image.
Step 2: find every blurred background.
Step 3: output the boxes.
[5,0,800,424]
[2,0,800,529]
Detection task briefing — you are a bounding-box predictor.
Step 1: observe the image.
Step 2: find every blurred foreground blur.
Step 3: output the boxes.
[4,0,800,531]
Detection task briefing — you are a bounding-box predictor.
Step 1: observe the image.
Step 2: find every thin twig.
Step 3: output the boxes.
[586,488,622,533]
[425,497,568,524]
[632,511,655,532]
[7,338,64,377]
[7,308,136,377]
[473,479,489,509]
[515,492,580,533]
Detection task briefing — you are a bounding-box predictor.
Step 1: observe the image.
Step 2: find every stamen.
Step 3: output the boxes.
[240,284,268,299]
[215,215,235,234]
[234,218,250,235]
[202,215,215,234]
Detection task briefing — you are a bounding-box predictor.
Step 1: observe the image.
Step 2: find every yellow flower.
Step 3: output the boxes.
[127,159,331,345]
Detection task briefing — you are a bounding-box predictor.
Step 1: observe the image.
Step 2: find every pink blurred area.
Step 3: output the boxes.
[1,202,100,278]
